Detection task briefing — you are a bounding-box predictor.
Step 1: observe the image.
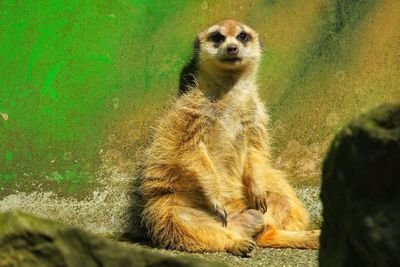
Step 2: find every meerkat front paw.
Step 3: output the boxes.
[249,192,268,214]
[212,202,228,227]
[228,238,256,257]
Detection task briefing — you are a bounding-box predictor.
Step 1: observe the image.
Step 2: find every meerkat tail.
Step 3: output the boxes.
[256,226,320,250]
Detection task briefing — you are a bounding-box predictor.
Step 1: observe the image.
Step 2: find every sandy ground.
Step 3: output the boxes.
[121,242,319,267]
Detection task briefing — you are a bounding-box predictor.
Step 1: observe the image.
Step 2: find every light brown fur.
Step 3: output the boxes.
[140,20,320,256]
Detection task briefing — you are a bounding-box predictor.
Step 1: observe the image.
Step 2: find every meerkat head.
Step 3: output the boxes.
[197,20,262,73]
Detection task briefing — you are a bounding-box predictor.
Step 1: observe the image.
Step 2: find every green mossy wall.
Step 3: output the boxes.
[1,0,399,196]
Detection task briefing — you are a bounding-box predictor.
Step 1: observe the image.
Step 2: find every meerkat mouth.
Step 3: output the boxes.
[220,57,243,63]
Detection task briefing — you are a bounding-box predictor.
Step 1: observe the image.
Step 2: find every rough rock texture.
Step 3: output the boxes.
[0,211,226,267]
[122,242,319,267]
[320,104,400,267]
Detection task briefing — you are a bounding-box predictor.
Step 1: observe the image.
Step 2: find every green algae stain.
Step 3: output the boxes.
[271,0,378,113]
[0,173,17,181]
[5,152,13,165]
[90,55,112,65]
[0,0,196,194]
[41,61,67,101]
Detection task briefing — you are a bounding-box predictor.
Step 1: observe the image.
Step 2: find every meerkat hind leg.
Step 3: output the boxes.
[166,205,256,256]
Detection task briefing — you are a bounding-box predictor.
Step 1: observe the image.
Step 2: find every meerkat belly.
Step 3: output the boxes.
[207,109,247,202]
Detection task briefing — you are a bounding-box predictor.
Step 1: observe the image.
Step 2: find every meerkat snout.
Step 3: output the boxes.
[226,44,239,55]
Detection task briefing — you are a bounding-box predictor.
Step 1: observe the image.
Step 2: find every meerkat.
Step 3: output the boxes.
[140,20,320,256]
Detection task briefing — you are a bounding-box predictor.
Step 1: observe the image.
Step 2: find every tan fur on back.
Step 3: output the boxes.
[140,20,319,256]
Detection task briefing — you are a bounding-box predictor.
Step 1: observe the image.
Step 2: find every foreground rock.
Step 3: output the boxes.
[0,211,226,267]
[320,104,400,267]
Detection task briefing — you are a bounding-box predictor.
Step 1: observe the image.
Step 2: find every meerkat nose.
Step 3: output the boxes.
[227,44,239,55]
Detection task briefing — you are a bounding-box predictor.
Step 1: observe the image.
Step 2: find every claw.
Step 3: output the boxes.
[229,239,256,257]
[219,209,228,227]
[260,198,267,213]
[214,204,228,227]
[252,194,268,214]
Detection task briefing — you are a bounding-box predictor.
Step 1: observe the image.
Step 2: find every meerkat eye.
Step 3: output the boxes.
[208,31,225,45]
[237,31,251,42]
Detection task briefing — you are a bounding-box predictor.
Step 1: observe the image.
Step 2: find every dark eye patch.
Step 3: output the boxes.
[208,31,225,46]
[237,31,251,43]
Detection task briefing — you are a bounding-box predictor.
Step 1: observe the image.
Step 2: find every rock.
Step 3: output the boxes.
[0,211,226,267]
[320,104,400,267]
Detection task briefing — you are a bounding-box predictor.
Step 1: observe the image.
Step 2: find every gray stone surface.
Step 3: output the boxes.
[122,242,318,267]
[0,211,226,267]
[320,104,400,267]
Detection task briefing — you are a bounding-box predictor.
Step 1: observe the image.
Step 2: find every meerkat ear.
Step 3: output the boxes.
[259,39,265,51]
